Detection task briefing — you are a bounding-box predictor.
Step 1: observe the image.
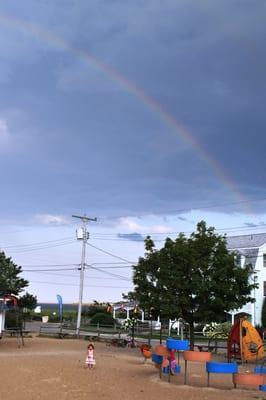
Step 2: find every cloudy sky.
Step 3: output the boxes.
[0,0,266,304]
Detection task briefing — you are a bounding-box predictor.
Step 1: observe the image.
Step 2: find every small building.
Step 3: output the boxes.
[227,233,266,326]
[0,299,6,337]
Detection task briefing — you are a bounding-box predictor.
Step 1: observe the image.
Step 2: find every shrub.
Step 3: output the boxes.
[82,305,106,317]
[90,312,115,326]
[203,321,231,339]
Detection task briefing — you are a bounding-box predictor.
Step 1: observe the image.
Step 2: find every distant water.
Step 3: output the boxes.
[38,303,78,311]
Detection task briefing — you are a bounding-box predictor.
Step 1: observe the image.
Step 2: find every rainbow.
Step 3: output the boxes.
[0,14,251,212]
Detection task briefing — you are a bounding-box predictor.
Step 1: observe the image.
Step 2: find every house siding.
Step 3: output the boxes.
[228,235,266,326]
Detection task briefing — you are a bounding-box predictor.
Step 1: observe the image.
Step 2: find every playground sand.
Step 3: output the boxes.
[0,337,265,400]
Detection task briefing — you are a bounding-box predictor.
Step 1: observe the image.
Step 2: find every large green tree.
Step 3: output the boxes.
[128,221,256,346]
[0,251,29,296]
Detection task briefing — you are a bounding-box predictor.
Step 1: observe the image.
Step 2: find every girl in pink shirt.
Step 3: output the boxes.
[85,344,96,369]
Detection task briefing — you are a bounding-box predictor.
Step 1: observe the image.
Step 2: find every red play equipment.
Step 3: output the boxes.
[1,294,24,347]
[228,318,264,362]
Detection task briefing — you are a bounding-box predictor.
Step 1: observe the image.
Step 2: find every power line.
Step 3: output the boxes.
[21,263,79,268]
[87,223,266,243]
[87,265,131,282]
[86,242,133,263]
[23,267,79,272]
[90,265,133,269]
[97,196,266,221]
[0,236,74,248]
[22,269,130,280]
[4,240,76,253]
[30,280,132,289]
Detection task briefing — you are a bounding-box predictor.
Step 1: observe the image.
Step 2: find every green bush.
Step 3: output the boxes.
[63,311,77,322]
[203,321,231,339]
[31,315,42,321]
[90,312,115,326]
[82,305,106,317]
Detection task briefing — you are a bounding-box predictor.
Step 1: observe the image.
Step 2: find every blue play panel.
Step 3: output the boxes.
[206,362,238,374]
[152,354,163,364]
[166,338,189,351]
[254,366,266,374]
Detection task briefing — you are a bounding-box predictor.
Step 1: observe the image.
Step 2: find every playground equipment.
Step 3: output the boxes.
[228,317,264,362]
[254,361,266,391]
[233,372,264,388]
[166,338,189,364]
[183,350,212,384]
[152,340,188,381]
[206,361,238,387]
[139,343,152,362]
[0,295,24,347]
[149,337,266,392]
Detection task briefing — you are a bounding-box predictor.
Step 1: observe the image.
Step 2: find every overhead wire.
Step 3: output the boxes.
[87,223,266,243]
[22,269,129,280]
[29,280,132,289]
[20,263,79,268]
[97,196,266,221]
[0,236,74,248]
[6,240,76,253]
[87,264,131,282]
[86,242,134,263]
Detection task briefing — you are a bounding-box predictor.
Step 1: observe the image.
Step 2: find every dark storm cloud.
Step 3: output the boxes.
[0,0,265,220]
[117,233,144,242]
[178,217,188,222]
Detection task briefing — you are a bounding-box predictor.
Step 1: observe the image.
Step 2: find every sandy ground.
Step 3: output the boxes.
[0,337,265,400]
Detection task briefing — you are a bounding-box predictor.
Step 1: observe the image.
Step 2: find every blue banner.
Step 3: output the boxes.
[56,294,63,321]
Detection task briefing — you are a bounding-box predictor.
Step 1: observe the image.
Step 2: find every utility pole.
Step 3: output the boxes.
[72,214,97,336]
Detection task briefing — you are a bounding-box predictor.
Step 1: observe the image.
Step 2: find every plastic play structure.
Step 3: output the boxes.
[0,295,24,347]
[228,317,264,362]
[148,328,266,392]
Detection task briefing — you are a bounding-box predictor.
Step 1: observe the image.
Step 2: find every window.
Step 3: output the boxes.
[264,281,266,296]
[264,254,266,268]
[235,253,241,267]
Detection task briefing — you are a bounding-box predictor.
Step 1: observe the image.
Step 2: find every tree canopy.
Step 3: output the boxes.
[0,251,29,296]
[19,292,38,311]
[127,221,256,344]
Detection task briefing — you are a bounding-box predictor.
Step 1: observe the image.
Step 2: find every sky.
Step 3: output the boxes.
[0,0,266,305]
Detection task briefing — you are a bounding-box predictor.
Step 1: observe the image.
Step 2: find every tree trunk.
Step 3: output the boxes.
[189,322,194,350]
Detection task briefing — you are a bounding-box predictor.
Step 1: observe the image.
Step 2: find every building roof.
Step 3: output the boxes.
[227,232,266,249]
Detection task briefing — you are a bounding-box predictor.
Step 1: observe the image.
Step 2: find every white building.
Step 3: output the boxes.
[227,233,266,326]
[0,299,6,337]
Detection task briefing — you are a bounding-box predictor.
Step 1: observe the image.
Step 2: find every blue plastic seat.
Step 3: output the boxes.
[254,366,266,374]
[206,361,238,374]
[166,338,189,351]
[152,353,163,364]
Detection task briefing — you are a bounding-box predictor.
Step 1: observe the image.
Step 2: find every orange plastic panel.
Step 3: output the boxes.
[183,350,212,362]
[155,345,169,356]
[233,373,264,386]
[142,349,152,359]
[241,319,264,362]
